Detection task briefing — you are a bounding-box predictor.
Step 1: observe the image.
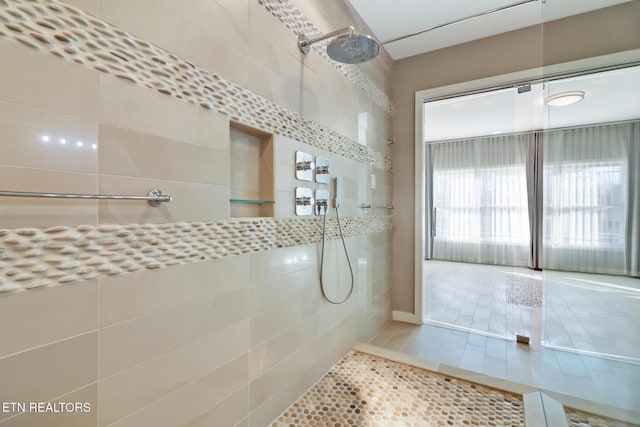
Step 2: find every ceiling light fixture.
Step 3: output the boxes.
[545,91,585,107]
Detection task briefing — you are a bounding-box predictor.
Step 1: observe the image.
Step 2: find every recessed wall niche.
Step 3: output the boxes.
[229,123,275,218]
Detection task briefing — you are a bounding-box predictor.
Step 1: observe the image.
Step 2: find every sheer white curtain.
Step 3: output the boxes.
[543,122,639,275]
[626,122,640,276]
[430,134,531,266]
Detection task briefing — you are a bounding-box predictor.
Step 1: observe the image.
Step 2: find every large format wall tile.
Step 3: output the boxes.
[183,385,248,427]
[98,321,249,426]
[0,383,97,427]
[98,125,229,185]
[99,255,251,326]
[106,354,249,427]
[0,101,97,173]
[99,287,249,378]
[97,175,229,224]
[0,165,98,228]
[98,76,230,151]
[0,39,98,120]
[0,333,97,423]
[0,279,98,358]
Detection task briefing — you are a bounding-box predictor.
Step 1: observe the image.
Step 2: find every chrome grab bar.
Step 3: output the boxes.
[359,203,394,210]
[0,189,172,207]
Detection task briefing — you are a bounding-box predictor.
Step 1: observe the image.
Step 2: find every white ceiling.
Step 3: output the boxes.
[347,0,633,60]
[423,65,640,141]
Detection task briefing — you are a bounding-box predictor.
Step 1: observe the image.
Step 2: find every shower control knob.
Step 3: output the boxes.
[296,160,314,171]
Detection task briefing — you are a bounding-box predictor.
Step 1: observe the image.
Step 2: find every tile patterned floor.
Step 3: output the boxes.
[422,260,640,364]
[272,350,524,427]
[370,321,640,425]
[565,408,639,427]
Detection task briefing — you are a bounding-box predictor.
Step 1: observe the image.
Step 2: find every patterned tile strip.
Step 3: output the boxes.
[272,350,524,426]
[0,0,392,172]
[0,216,391,294]
[566,407,639,427]
[258,0,395,115]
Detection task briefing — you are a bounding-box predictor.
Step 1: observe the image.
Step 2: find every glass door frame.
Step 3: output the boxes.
[412,50,640,324]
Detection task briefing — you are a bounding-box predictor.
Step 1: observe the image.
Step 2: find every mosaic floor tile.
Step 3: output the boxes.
[505,276,542,307]
[272,350,524,427]
[566,408,639,427]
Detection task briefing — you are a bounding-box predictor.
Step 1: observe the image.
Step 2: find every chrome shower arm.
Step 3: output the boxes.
[298,26,354,54]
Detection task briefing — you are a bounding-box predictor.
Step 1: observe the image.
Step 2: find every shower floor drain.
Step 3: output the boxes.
[271,350,524,426]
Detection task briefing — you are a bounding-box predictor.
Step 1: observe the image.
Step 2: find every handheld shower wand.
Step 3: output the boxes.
[319,177,354,304]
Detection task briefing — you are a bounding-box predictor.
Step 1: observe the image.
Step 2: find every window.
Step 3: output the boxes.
[433,165,529,245]
[426,121,639,275]
[543,160,625,250]
[428,135,531,267]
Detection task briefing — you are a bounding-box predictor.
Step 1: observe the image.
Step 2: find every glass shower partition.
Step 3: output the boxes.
[422,79,545,345]
[540,64,640,413]
[541,2,640,418]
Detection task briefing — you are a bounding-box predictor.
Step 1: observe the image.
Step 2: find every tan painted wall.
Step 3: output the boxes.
[390,1,640,313]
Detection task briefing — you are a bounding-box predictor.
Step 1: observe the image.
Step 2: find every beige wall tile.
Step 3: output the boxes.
[97,0,185,56]
[98,125,229,185]
[0,101,97,173]
[247,0,299,61]
[0,39,98,120]
[273,134,301,166]
[249,314,318,381]
[99,255,251,326]
[249,267,318,316]
[249,244,317,283]
[154,0,250,54]
[184,386,248,427]
[98,75,230,151]
[0,166,97,228]
[248,54,319,115]
[249,333,319,411]
[247,342,332,427]
[249,279,322,349]
[0,280,98,358]
[274,161,303,194]
[107,354,248,427]
[99,0,254,89]
[98,321,248,426]
[97,175,229,224]
[0,333,97,422]
[63,0,98,15]
[99,287,249,378]
[273,190,295,218]
[215,0,249,26]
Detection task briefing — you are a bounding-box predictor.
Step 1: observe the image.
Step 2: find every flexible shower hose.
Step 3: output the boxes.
[319,205,354,304]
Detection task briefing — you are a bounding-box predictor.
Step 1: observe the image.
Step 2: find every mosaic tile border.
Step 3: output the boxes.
[0,215,391,294]
[272,350,524,426]
[0,0,392,172]
[258,0,395,115]
[566,407,639,427]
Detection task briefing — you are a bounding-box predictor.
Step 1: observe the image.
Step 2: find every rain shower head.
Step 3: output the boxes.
[298,26,380,64]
